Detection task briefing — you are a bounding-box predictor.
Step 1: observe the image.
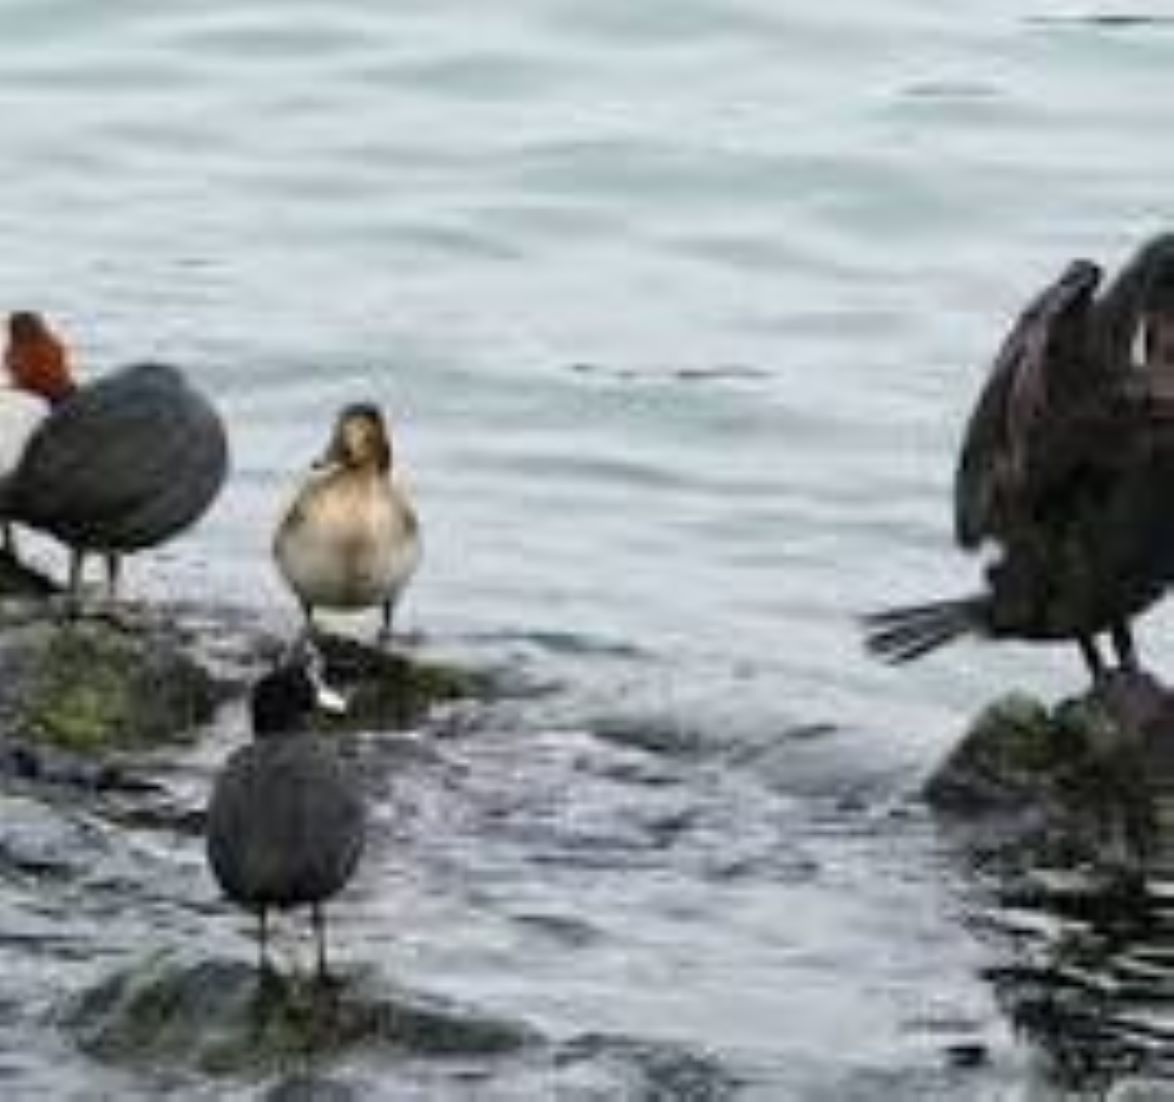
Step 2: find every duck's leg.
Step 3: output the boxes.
[2,521,15,559]
[1079,635,1107,683]
[379,594,399,646]
[1111,621,1139,673]
[311,902,330,981]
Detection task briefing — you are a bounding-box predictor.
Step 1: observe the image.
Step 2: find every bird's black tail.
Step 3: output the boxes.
[862,596,988,663]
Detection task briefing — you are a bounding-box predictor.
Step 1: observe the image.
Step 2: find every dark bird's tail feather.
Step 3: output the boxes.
[862,596,987,663]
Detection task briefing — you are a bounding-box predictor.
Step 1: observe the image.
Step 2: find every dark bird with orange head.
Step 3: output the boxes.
[0,312,229,601]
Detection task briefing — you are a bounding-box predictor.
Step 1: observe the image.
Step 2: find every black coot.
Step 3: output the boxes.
[206,658,364,977]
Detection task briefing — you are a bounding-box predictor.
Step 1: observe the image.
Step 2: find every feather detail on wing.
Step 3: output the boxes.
[11,363,227,548]
[1092,232,1174,372]
[954,259,1102,550]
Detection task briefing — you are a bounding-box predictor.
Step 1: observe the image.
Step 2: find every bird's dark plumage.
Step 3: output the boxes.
[206,661,364,975]
[954,259,1105,551]
[867,234,1174,680]
[8,362,228,551]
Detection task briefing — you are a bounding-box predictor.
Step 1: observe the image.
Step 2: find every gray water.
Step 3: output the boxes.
[2,0,1174,1096]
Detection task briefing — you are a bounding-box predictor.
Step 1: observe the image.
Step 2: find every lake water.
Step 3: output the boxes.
[2,0,1174,1096]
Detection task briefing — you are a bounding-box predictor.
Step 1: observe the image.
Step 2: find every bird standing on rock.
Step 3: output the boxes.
[865,234,1174,683]
[206,655,365,978]
[0,312,229,602]
[274,403,421,642]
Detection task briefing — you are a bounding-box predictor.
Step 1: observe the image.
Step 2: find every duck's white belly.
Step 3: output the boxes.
[275,477,420,611]
[0,389,48,479]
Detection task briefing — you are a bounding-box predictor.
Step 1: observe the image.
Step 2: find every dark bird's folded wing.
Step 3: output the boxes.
[1092,232,1174,369]
[954,259,1102,549]
[12,362,228,549]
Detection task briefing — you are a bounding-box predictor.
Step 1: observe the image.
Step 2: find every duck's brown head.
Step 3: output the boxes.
[324,403,392,473]
[5,311,76,404]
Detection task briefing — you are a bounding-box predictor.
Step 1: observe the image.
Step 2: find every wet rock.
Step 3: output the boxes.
[935,677,1174,1091]
[927,673,1174,812]
[0,617,221,753]
[311,633,498,733]
[0,597,498,785]
[62,953,539,1078]
[925,671,1174,877]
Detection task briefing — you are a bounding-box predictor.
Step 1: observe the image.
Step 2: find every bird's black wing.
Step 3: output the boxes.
[1092,232,1174,370]
[954,259,1102,549]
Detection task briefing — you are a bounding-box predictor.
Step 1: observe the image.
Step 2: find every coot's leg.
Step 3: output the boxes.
[300,598,317,639]
[1111,621,1139,673]
[312,902,329,980]
[379,594,400,646]
[257,907,272,974]
[1079,635,1107,683]
[104,553,121,602]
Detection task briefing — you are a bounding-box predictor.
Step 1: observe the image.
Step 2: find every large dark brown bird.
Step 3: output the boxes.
[0,314,229,600]
[206,657,364,977]
[865,234,1174,681]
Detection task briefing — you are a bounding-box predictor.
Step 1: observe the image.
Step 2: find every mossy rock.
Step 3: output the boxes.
[6,619,221,752]
[63,953,538,1078]
[924,692,1071,813]
[924,676,1172,816]
[924,674,1174,874]
[309,633,500,732]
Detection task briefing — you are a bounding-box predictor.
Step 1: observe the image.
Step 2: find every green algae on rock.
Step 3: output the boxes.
[64,953,538,1078]
[4,619,221,753]
[309,632,503,732]
[924,693,1070,813]
[925,675,1168,816]
[924,673,1174,877]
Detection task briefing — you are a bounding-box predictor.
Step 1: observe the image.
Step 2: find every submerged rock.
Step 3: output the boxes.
[63,953,538,1077]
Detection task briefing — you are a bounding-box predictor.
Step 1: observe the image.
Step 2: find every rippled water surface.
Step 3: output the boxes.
[3,0,1174,1096]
